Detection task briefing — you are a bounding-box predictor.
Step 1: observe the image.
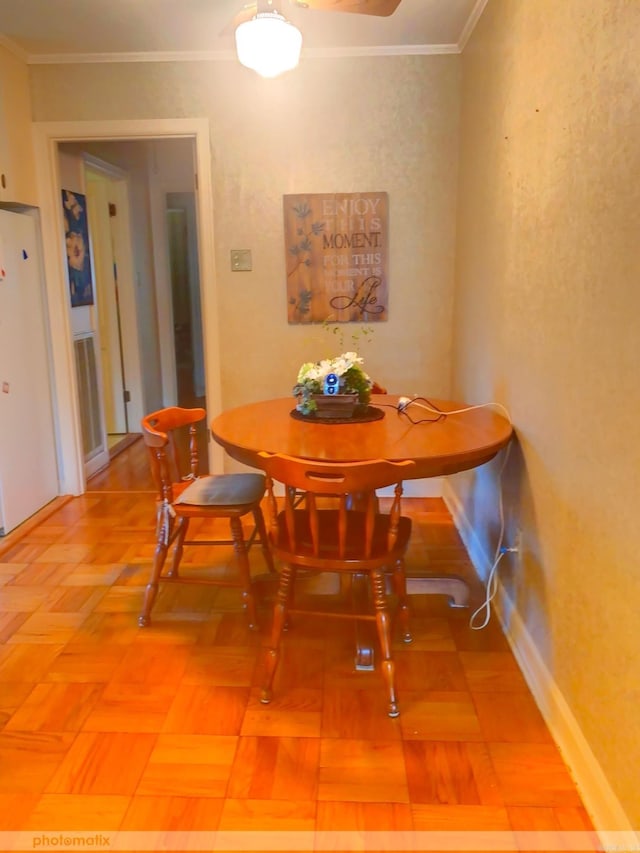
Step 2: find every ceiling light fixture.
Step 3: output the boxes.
[235,9,303,78]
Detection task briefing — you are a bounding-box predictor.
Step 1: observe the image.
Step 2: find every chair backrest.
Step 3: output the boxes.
[258,452,416,560]
[141,406,205,500]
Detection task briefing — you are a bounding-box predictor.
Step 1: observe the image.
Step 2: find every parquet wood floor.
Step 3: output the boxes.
[0,439,596,851]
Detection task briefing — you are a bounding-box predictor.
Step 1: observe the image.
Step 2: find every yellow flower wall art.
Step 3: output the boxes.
[62,189,94,307]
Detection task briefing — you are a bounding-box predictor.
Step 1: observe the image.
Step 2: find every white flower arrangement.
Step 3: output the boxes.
[293,351,372,416]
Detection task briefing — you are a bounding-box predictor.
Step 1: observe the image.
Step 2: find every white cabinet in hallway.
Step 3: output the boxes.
[0,44,39,206]
[0,208,59,535]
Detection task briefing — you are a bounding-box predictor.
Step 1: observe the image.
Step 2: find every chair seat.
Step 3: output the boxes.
[175,472,266,507]
[138,407,274,630]
[273,509,412,567]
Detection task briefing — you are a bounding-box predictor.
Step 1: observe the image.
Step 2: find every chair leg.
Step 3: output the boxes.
[139,528,171,628]
[229,516,258,630]
[167,517,189,578]
[253,506,276,574]
[261,564,295,704]
[371,568,400,717]
[392,558,413,645]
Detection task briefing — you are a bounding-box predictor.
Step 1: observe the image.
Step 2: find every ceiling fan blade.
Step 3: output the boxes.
[296,0,402,16]
[221,0,401,38]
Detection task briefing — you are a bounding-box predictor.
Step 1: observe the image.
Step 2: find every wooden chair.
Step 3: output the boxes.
[258,452,416,717]
[139,406,275,629]
[291,381,387,509]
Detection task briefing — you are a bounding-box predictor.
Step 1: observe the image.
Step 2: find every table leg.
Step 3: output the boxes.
[345,493,470,664]
[405,574,470,607]
[354,638,376,670]
[255,571,470,671]
[349,573,376,670]
[352,572,470,670]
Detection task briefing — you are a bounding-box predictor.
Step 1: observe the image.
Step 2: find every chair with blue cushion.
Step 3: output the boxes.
[139,406,274,629]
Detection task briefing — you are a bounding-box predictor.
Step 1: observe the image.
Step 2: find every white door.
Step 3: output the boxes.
[85,169,128,435]
[0,209,59,534]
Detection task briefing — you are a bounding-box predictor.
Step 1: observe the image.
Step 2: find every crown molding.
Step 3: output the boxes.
[26,43,460,65]
[4,1,489,68]
[305,44,459,57]
[458,0,488,51]
[0,32,29,62]
[26,50,233,65]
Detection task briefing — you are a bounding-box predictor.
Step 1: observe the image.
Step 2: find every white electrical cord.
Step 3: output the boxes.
[469,440,513,629]
[398,396,512,422]
[395,393,515,629]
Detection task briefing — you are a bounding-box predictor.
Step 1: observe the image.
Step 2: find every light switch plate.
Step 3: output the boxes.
[230,249,252,271]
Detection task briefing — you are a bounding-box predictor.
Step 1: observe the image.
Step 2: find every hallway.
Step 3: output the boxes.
[0,440,595,849]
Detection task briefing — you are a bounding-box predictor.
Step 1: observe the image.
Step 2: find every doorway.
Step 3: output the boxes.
[58,137,209,480]
[84,161,132,454]
[167,191,205,407]
[34,118,224,497]
[58,142,145,479]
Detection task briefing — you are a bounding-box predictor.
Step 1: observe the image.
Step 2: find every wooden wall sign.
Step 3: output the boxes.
[284,191,388,324]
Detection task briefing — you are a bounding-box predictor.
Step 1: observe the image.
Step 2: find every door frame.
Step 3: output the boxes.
[84,156,140,438]
[166,191,205,401]
[33,118,223,496]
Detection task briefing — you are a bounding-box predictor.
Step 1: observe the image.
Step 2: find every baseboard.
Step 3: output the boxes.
[495,584,636,842]
[443,480,635,842]
[0,496,73,556]
[442,480,493,581]
[108,432,141,459]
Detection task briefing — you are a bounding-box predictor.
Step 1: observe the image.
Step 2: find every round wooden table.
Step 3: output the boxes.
[211,394,512,477]
[211,394,513,665]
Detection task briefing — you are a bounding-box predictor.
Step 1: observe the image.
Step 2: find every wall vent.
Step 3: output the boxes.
[74,333,104,461]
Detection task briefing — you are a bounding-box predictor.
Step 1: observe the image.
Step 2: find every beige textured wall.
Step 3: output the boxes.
[30,56,460,409]
[451,0,640,825]
[23,1,640,826]
[0,43,38,204]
